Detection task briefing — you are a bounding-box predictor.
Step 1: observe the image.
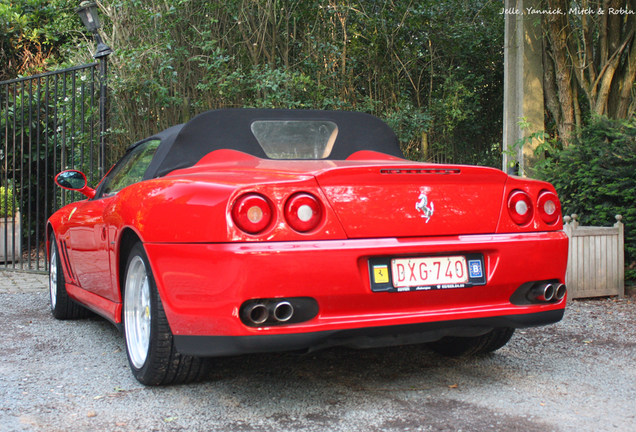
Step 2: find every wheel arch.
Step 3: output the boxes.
[46,223,54,261]
[46,222,67,281]
[118,228,143,301]
[46,213,64,262]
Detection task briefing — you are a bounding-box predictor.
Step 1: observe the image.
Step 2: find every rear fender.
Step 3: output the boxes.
[107,176,348,243]
[105,178,235,243]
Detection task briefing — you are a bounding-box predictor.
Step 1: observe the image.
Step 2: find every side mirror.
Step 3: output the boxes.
[55,170,96,199]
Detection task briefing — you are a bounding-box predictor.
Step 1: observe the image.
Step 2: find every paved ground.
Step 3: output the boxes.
[1,270,635,432]
[0,271,48,294]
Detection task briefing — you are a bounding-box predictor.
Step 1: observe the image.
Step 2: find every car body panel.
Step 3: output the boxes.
[315,164,508,238]
[65,198,113,299]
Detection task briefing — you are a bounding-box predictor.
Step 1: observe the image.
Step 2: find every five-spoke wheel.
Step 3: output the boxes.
[124,254,152,369]
[123,241,208,385]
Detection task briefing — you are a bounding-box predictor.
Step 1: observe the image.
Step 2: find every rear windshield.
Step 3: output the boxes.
[250,120,338,159]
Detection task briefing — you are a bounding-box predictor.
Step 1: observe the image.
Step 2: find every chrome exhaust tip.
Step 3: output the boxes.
[240,297,318,327]
[272,301,294,322]
[527,283,555,302]
[246,303,269,324]
[554,284,567,300]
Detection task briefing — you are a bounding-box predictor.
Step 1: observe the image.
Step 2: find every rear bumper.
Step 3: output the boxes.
[144,231,568,350]
[174,309,564,357]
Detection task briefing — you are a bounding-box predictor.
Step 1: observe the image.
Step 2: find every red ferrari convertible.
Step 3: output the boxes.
[48,109,568,385]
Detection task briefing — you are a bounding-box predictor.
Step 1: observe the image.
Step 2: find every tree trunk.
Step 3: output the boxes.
[543,45,562,129]
[544,0,636,142]
[546,0,575,145]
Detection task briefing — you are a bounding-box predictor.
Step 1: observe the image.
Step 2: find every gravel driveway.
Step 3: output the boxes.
[1,272,635,432]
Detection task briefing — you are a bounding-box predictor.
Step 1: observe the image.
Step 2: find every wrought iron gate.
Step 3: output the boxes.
[1,63,104,272]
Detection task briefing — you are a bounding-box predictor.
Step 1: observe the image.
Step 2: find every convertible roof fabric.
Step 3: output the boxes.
[140,108,404,180]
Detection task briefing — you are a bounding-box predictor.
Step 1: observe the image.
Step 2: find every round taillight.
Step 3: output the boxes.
[537,191,561,225]
[508,190,533,226]
[284,193,323,233]
[232,193,273,234]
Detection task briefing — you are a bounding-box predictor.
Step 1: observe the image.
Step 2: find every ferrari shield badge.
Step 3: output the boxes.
[415,192,434,223]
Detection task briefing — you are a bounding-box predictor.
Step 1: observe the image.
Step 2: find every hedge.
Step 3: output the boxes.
[537,117,636,276]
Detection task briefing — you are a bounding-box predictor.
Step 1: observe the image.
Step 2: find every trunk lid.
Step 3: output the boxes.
[315,164,508,239]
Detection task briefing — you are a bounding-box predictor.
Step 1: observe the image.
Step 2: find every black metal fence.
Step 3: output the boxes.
[1,63,103,272]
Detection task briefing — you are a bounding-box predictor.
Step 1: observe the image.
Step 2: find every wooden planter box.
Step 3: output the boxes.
[0,211,21,263]
[564,214,624,299]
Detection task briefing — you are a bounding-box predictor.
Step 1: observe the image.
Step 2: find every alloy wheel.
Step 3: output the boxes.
[124,255,152,369]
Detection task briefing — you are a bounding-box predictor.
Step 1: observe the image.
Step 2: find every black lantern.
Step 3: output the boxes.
[76,1,112,58]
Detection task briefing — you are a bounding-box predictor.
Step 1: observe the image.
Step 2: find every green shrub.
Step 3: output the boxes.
[0,187,15,218]
[537,117,636,275]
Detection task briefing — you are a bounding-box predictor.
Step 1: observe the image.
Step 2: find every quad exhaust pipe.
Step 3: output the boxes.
[241,297,319,327]
[528,283,555,302]
[271,301,294,322]
[245,303,269,325]
[243,300,295,325]
[526,283,567,303]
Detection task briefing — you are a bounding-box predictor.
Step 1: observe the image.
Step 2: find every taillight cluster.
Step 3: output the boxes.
[284,193,323,232]
[231,192,323,234]
[537,191,560,224]
[507,189,561,226]
[231,194,273,234]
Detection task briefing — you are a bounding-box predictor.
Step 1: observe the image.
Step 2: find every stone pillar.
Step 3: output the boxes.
[502,0,544,177]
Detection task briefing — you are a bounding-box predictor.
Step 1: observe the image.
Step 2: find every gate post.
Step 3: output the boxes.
[96,53,111,178]
[76,1,113,177]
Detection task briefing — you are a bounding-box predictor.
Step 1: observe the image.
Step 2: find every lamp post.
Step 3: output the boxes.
[76,1,112,178]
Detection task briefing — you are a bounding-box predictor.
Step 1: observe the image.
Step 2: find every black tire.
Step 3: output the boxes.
[49,235,91,320]
[426,327,516,357]
[122,242,209,386]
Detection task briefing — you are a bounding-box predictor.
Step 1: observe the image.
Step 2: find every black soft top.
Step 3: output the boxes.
[140,108,403,180]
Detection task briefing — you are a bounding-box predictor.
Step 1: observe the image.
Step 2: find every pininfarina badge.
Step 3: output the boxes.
[416,192,434,222]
